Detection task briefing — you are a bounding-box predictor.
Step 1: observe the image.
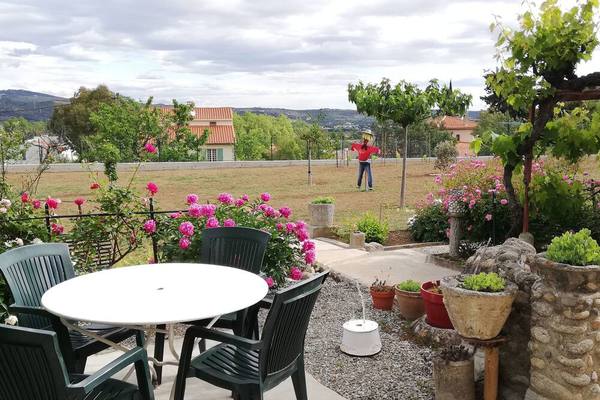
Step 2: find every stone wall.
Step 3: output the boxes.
[465,238,538,400]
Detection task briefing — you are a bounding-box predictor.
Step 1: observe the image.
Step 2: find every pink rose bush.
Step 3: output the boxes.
[151,193,315,285]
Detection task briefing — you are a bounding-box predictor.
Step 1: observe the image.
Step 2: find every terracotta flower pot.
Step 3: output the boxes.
[441,276,517,340]
[394,286,425,320]
[420,280,453,329]
[370,288,395,310]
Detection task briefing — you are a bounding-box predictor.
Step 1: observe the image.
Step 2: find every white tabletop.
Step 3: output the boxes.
[41,263,269,326]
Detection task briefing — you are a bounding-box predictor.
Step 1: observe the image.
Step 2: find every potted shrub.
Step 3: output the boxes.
[370,279,395,310]
[420,280,453,329]
[395,280,425,320]
[441,272,517,340]
[433,345,475,400]
[308,196,335,227]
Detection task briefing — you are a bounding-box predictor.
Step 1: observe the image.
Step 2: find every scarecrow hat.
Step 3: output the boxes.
[361,129,374,142]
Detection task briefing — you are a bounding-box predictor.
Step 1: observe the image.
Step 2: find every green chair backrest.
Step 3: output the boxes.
[260,271,328,380]
[0,325,71,400]
[0,243,75,329]
[200,227,270,274]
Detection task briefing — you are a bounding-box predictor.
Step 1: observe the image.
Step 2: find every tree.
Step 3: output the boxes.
[0,124,25,196]
[48,85,116,156]
[158,100,208,161]
[487,0,600,236]
[348,78,472,207]
[471,111,522,155]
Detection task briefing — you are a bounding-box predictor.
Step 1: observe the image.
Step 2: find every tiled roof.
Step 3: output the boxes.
[194,107,233,120]
[433,116,478,131]
[190,125,235,145]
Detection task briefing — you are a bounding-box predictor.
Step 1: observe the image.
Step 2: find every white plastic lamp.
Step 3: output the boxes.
[340,281,382,356]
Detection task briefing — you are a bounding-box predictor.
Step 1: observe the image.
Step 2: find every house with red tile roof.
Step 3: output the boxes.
[432,116,478,156]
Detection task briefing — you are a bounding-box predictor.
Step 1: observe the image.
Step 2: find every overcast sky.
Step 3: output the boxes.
[1,0,599,110]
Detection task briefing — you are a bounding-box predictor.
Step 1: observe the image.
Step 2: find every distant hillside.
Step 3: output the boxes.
[234,107,375,130]
[0,90,68,121]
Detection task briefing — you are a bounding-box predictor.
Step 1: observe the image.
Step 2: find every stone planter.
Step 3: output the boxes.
[441,276,517,340]
[308,203,334,227]
[433,357,475,400]
[525,256,600,400]
[395,286,425,320]
[350,232,365,249]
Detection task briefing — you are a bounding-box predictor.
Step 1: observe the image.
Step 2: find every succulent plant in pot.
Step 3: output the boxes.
[441,272,517,340]
[395,280,425,320]
[370,278,395,310]
[433,345,475,400]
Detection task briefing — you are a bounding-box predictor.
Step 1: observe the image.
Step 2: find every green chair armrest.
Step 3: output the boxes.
[184,325,263,351]
[68,347,149,394]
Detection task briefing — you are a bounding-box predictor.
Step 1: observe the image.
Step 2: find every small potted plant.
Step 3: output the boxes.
[420,280,453,329]
[395,280,425,320]
[370,278,395,310]
[433,345,475,400]
[308,196,335,227]
[441,272,517,340]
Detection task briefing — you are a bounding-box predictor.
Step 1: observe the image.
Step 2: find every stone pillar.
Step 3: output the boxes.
[526,256,600,400]
[448,213,462,258]
[350,232,365,249]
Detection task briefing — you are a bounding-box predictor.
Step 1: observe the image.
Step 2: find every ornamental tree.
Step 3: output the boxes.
[486,0,600,237]
[348,78,472,207]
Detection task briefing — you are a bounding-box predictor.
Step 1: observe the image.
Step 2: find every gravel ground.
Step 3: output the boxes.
[302,276,435,400]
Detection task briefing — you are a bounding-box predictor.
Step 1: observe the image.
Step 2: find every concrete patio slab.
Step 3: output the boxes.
[86,337,345,400]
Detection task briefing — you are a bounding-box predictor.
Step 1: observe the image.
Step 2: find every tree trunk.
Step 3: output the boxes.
[400,125,409,208]
[503,162,522,237]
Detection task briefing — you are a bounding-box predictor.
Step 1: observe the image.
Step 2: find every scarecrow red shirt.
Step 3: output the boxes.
[351,143,380,161]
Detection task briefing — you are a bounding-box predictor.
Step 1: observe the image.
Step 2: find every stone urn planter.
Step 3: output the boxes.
[308,200,335,227]
[395,281,425,320]
[421,280,453,329]
[433,346,475,400]
[441,275,517,340]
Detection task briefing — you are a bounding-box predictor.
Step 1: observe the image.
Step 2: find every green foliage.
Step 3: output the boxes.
[396,280,421,292]
[158,100,208,161]
[408,203,449,243]
[0,124,26,195]
[434,141,458,171]
[471,111,522,156]
[546,228,600,266]
[462,272,506,292]
[311,196,335,204]
[356,212,389,244]
[374,119,455,157]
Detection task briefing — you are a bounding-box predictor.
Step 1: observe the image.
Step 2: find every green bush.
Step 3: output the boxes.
[408,203,448,242]
[356,212,388,244]
[434,140,458,171]
[462,272,506,292]
[311,196,335,204]
[396,280,421,292]
[546,229,600,266]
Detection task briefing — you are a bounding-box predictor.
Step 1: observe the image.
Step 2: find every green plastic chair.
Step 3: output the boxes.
[0,324,154,400]
[173,271,329,400]
[0,243,138,373]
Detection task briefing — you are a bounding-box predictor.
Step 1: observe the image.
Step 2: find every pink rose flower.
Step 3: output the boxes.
[500,199,508,205]
[146,182,158,196]
[279,207,292,219]
[74,197,85,206]
[50,223,64,235]
[143,219,157,234]
[217,193,234,204]
[21,192,29,203]
[223,218,236,227]
[46,197,61,210]
[186,194,199,205]
[260,192,271,202]
[32,199,41,209]
[179,221,195,237]
[90,182,100,190]
[290,267,303,281]
[302,240,316,253]
[200,204,216,217]
[188,203,202,218]
[304,250,316,264]
[265,276,275,288]
[241,194,249,201]
[485,214,493,221]
[206,217,219,228]
[144,142,157,154]
[179,237,191,250]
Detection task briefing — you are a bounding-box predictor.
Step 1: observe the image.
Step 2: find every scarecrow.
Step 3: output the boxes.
[350,130,380,191]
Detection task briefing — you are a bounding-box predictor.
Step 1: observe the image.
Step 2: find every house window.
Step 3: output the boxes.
[206,149,217,162]
[456,134,461,141]
[209,121,217,126]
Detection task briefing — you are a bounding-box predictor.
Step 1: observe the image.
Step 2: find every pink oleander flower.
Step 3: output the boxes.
[50,223,64,235]
[265,276,275,288]
[90,182,100,190]
[169,212,183,219]
[241,194,249,201]
[186,193,199,205]
[179,237,191,250]
[218,192,234,204]
[296,229,309,242]
[279,207,292,219]
[32,199,41,209]
[74,197,85,206]
[206,217,219,228]
[235,198,245,207]
[143,219,157,234]
[260,192,271,202]
[434,175,442,185]
[144,142,157,154]
[285,222,296,233]
[426,192,434,204]
[304,250,316,264]
[563,175,570,181]
[46,197,61,210]
[146,182,158,196]
[276,223,284,231]
[302,240,315,253]
[21,192,29,203]
[178,221,195,237]
[223,218,236,227]
[200,204,216,217]
[188,203,202,218]
[468,199,476,209]
[500,199,508,205]
[290,267,303,281]
[485,214,493,221]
